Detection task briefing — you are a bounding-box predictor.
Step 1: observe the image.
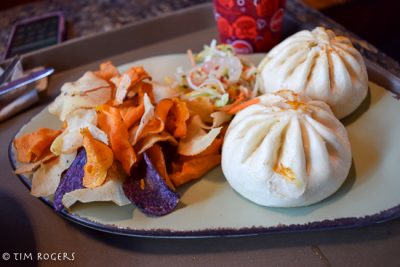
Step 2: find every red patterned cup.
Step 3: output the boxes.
[213,0,286,53]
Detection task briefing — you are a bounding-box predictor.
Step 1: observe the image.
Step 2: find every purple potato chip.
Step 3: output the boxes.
[53,149,86,211]
[123,153,179,216]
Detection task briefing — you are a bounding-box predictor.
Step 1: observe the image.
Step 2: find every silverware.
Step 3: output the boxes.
[0,55,21,85]
[0,67,54,97]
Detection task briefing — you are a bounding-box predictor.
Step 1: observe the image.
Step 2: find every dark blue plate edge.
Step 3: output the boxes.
[8,134,400,238]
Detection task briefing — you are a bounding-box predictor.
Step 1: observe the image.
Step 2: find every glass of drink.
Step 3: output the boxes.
[213,0,286,53]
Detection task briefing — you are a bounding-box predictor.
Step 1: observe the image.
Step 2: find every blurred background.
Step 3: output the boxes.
[0,0,399,61]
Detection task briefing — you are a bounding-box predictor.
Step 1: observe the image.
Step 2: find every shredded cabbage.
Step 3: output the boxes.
[175,40,257,108]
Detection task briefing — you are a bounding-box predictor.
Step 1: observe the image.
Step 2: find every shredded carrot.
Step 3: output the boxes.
[220,91,245,112]
[226,98,260,115]
[14,128,61,163]
[97,104,137,175]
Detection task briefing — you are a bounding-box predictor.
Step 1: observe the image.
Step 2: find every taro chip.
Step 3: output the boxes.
[152,82,181,103]
[53,149,87,211]
[62,163,130,208]
[177,115,222,156]
[123,153,179,216]
[31,152,77,197]
[48,72,112,121]
[210,111,232,127]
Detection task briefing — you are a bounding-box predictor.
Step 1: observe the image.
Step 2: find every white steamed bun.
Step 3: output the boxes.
[258,27,368,119]
[221,90,352,207]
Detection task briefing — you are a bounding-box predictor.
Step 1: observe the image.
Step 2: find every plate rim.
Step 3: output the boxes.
[8,54,400,238]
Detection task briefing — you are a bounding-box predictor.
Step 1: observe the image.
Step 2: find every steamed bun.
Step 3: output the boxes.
[258,27,368,119]
[221,90,352,207]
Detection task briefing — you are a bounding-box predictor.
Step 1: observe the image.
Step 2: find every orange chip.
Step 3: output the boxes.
[14,153,57,175]
[135,131,177,155]
[130,93,165,145]
[97,104,137,175]
[81,128,114,188]
[138,82,155,104]
[185,97,215,123]
[155,98,190,138]
[14,128,61,163]
[170,154,221,187]
[170,99,190,138]
[155,99,174,123]
[112,67,152,105]
[146,143,175,191]
[119,96,145,129]
[188,137,222,158]
[95,61,120,81]
[123,66,150,85]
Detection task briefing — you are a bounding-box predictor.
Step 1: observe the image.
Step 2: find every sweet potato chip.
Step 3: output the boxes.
[15,153,57,175]
[155,98,189,138]
[123,66,150,84]
[131,94,163,145]
[136,132,177,155]
[177,115,222,156]
[118,97,143,129]
[155,99,174,123]
[114,73,131,105]
[137,82,155,104]
[31,152,77,197]
[170,154,221,187]
[146,143,175,191]
[188,137,222,158]
[97,104,137,175]
[94,61,120,81]
[50,109,108,155]
[62,162,130,208]
[14,128,61,163]
[81,128,114,188]
[185,97,215,123]
[112,67,151,105]
[168,99,190,138]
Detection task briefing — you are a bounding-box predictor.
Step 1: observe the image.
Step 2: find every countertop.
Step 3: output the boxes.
[1,0,400,62]
[0,0,208,59]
